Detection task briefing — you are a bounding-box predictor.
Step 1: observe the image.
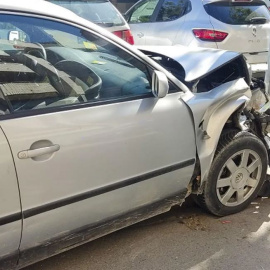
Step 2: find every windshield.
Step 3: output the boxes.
[49,0,125,27]
[204,2,270,25]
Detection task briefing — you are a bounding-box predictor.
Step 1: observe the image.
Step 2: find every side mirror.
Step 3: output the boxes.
[152,70,169,98]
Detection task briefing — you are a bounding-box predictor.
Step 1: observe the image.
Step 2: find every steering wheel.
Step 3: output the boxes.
[24,42,47,60]
[54,60,102,100]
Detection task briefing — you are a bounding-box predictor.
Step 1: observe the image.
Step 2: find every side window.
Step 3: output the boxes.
[0,15,151,114]
[128,0,159,23]
[156,0,190,22]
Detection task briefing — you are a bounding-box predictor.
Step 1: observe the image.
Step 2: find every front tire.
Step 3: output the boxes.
[199,130,268,216]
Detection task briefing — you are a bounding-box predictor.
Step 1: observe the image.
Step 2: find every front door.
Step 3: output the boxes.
[0,13,196,265]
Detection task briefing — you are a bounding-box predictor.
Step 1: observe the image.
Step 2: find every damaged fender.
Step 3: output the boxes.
[186,78,251,187]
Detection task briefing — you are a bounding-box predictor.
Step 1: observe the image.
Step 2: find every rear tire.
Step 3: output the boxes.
[197,130,268,216]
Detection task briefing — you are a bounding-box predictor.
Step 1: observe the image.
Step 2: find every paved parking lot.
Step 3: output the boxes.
[24,197,270,270]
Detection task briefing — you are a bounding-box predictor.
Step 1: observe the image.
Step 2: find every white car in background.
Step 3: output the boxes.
[47,0,135,44]
[125,0,270,76]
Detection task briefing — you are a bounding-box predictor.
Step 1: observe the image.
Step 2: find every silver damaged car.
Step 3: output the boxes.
[0,0,270,269]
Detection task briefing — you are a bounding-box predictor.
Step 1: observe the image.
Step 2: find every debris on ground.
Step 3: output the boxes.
[178,214,207,231]
[220,220,231,224]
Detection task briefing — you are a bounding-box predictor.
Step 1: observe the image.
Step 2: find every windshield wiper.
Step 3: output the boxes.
[248,17,267,24]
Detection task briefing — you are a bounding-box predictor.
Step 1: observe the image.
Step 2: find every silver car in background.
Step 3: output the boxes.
[125,0,270,76]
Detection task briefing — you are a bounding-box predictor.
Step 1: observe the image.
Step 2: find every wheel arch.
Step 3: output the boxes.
[196,94,251,190]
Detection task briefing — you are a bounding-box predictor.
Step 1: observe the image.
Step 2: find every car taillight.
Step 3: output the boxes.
[192,29,228,42]
[113,30,134,45]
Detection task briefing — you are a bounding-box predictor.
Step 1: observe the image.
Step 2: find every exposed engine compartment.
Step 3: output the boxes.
[243,78,270,151]
[194,57,250,93]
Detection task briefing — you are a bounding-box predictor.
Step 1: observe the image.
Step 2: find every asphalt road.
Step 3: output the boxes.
[24,197,270,270]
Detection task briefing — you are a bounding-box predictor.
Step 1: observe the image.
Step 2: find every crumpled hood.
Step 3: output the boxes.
[137,45,241,82]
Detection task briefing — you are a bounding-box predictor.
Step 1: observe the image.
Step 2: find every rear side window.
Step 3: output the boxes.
[128,0,159,23]
[156,0,191,22]
[204,2,270,25]
[49,0,125,27]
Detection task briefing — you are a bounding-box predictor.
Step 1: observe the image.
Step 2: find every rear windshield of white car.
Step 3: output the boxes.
[49,0,126,27]
[204,2,270,25]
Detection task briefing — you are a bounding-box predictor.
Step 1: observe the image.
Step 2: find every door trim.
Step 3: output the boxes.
[22,158,195,219]
[0,212,21,226]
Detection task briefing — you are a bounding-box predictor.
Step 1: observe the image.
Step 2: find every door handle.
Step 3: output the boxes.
[18,144,60,159]
[137,32,144,38]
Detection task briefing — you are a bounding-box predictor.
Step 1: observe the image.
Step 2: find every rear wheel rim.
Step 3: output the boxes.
[216,149,262,207]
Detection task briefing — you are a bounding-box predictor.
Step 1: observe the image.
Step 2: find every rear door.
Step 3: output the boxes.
[204,1,270,64]
[127,0,190,45]
[144,0,191,45]
[126,0,160,44]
